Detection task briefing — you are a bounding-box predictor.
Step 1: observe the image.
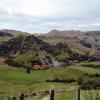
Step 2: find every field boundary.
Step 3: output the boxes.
[5,87,80,100]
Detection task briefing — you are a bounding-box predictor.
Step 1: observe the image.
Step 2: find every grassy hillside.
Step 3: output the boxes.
[0,29,100,99]
[0,61,100,99]
[39,36,91,55]
[72,65,100,74]
[38,29,100,56]
[0,64,82,99]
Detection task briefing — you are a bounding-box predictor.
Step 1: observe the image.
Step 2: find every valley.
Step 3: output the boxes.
[0,61,100,100]
[0,29,100,100]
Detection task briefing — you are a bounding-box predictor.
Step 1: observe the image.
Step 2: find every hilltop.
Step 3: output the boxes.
[0,29,29,37]
[46,29,86,39]
[0,29,29,43]
[38,30,89,54]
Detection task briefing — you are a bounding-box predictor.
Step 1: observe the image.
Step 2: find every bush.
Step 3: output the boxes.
[46,76,75,83]
[81,79,100,89]
[77,75,100,89]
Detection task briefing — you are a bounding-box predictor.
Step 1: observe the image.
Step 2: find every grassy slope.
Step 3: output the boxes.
[72,62,100,74]
[0,62,100,99]
[80,61,100,65]
[39,37,91,55]
[0,64,81,99]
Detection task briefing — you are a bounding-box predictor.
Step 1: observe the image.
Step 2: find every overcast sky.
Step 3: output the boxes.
[0,0,100,33]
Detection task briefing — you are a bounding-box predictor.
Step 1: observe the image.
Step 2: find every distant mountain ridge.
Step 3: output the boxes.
[0,29,29,37]
[46,29,86,39]
[86,31,100,35]
[0,29,30,43]
[39,29,100,60]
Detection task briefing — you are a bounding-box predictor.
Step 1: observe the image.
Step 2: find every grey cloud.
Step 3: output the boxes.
[0,0,100,33]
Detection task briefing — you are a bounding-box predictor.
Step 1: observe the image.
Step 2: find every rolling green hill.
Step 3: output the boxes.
[0,29,100,100]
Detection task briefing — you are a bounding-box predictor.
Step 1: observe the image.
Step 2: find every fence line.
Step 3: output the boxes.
[6,88,80,100]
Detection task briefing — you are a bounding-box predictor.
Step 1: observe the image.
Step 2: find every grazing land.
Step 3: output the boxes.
[0,29,100,99]
[0,61,100,100]
[0,64,78,99]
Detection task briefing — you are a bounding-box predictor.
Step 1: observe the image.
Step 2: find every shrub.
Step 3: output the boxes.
[77,75,100,89]
[46,76,75,83]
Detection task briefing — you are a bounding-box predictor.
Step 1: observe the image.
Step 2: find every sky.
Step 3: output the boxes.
[0,0,100,33]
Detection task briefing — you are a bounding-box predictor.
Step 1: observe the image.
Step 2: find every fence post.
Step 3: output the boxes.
[76,87,80,100]
[50,89,54,100]
[19,93,24,100]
